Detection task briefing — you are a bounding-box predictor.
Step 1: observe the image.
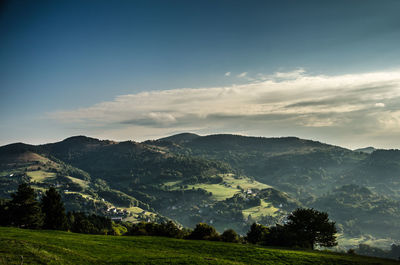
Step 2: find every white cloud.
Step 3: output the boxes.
[225,72,231,76]
[237,72,248,78]
[50,69,400,148]
[273,68,306,79]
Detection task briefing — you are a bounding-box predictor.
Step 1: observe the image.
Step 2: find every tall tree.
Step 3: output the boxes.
[41,187,67,230]
[9,183,43,228]
[285,208,337,249]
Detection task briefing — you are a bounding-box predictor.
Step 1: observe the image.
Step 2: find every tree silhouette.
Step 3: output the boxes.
[246,223,269,244]
[9,183,43,228]
[41,187,67,230]
[285,208,337,249]
[221,229,239,243]
[188,223,219,240]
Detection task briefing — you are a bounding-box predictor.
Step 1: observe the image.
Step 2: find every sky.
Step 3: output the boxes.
[1,0,400,149]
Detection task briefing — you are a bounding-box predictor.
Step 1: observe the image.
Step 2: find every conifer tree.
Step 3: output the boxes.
[41,187,67,230]
[9,183,43,228]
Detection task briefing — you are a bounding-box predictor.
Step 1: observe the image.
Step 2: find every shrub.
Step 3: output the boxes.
[221,229,239,243]
[188,223,220,241]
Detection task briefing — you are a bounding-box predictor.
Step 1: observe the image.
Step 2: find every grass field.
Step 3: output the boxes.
[337,234,395,250]
[222,174,272,190]
[26,170,57,182]
[242,200,279,218]
[187,183,240,200]
[0,227,398,265]
[65,176,89,188]
[164,174,273,201]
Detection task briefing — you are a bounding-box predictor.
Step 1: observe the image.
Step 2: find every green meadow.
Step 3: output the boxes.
[0,227,397,265]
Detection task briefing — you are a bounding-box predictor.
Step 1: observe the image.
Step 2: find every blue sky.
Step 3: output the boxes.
[1,0,400,148]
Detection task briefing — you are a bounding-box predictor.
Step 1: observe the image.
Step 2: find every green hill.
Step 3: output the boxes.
[2,133,400,249]
[0,146,163,223]
[0,227,397,265]
[149,134,368,200]
[148,133,400,244]
[1,136,298,234]
[312,184,400,240]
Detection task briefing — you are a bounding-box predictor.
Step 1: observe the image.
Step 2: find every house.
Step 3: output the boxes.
[107,207,117,213]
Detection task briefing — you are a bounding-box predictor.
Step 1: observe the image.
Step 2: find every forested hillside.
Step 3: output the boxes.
[1,133,400,250]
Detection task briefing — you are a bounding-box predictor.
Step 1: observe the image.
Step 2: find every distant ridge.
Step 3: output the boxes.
[156,132,342,154]
[354,146,376,154]
[157,132,200,143]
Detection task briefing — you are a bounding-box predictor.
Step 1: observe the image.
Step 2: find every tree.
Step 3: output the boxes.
[159,221,184,238]
[285,208,337,249]
[221,229,239,243]
[8,183,43,228]
[246,223,269,244]
[0,198,11,226]
[69,212,96,234]
[41,187,67,230]
[263,224,295,247]
[188,223,219,241]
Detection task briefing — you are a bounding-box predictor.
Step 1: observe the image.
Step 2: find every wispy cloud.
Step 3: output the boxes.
[237,72,248,78]
[225,72,231,77]
[50,69,400,148]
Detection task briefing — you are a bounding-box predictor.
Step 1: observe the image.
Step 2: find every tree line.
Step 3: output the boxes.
[0,183,112,234]
[0,183,337,250]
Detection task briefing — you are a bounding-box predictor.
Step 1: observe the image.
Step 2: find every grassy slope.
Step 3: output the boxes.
[164,174,272,201]
[0,227,397,265]
[242,200,279,218]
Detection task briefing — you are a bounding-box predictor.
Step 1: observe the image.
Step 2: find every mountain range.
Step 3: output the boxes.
[1,133,399,249]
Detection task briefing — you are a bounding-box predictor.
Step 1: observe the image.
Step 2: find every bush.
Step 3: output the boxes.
[221,229,239,243]
[188,223,220,241]
[246,223,269,244]
[347,249,356,255]
[68,212,112,234]
[127,221,187,239]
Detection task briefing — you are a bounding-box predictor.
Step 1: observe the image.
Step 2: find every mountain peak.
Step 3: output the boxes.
[61,135,100,143]
[158,132,200,143]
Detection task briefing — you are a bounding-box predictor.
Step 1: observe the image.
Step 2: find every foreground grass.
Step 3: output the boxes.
[0,227,398,265]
